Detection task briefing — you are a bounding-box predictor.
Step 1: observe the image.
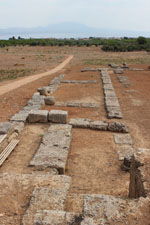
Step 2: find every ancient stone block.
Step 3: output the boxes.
[48,110,68,124]
[30,124,72,173]
[103,83,114,90]
[104,90,116,97]
[108,122,128,133]
[34,210,80,225]
[0,122,12,134]
[102,77,111,84]
[114,134,133,145]
[83,194,125,223]
[44,96,55,105]
[106,106,123,119]
[90,120,108,131]
[105,97,120,107]
[117,145,135,160]
[69,118,91,128]
[28,110,48,123]
[114,69,124,74]
[10,112,29,122]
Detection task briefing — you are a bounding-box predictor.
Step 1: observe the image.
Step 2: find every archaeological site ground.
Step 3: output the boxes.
[0,46,150,225]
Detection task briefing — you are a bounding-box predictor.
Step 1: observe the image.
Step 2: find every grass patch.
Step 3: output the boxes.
[0,68,33,82]
[84,57,150,65]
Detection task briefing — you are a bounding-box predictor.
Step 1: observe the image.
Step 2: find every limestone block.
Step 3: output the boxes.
[114,134,133,145]
[48,110,68,124]
[34,210,79,225]
[28,110,48,123]
[90,120,108,131]
[0,122,12,134]
[108,122,128,133]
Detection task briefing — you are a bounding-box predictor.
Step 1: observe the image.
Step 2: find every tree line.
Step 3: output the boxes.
[0,36,150,52]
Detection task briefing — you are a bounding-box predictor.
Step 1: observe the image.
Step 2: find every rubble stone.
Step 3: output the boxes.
[44,96,55,105]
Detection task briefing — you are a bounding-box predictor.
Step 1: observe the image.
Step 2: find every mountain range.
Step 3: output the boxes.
[0,22,150,39]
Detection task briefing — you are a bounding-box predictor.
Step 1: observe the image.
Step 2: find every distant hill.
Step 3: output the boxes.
[0,22,150,39]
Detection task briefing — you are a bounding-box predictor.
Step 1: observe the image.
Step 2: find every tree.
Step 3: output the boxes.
[137,36,147,45]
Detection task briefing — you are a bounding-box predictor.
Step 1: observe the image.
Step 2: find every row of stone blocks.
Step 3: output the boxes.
[10,74,64,123]
[101,70,123,119]
[30,124,72,173]
[28,109,68,124]
[37,74,64,96]
[69,118,129,133]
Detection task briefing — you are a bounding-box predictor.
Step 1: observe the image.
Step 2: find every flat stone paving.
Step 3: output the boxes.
[30,124,72,173]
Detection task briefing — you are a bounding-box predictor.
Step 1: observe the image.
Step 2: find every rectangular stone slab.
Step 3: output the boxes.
[28,110,48,123]
[105,97,120,107]
[103,83,114,90]
[114,134,133,145]
[30,124,72,173]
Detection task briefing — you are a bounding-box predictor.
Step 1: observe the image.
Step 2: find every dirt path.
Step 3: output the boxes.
[0,55,73,96]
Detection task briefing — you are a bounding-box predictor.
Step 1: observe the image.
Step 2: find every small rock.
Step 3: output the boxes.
[44,96,55,105]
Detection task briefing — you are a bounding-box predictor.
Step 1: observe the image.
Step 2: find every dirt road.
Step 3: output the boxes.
[0,55,73,96]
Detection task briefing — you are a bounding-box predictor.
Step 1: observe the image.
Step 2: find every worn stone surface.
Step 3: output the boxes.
[69,118,91,129]
[106,106,123,119]
[83,194,125,224]
[104,89,116,97]
[90,120,108,131]
[108,122,129,133]
[117,145,135,160]
[10,112,29,122]
[28,110,48,123]
[34,210,79,225]
[11,121,25,134]
[0,122,12,134]
[105,97,120,107]
[55,101,100,108]
[101,77,111,84]
[117,75,130,86]
[61,80,97,84]
[44,96,55,105]
[30,124,72,173]
[114,134,133,145]
[22,175,71,225]
[114,68,124,74]
[48,110,68,124]
[103,83,114,90]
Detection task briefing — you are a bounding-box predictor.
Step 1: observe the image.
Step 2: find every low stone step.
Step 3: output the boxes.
[0,139,19,166]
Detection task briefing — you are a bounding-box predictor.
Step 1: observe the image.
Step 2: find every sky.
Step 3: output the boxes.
[0,0,150,31]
